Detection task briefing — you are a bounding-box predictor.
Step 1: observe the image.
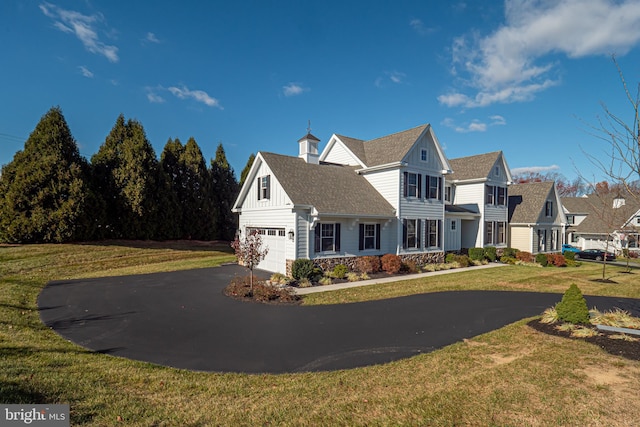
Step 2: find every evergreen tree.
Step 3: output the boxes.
[181,137,213,240]
[91,115,161,239]
[0,106,95,243]
[210,143,239,241]
[159,138,185,239]
[239,153,255,189]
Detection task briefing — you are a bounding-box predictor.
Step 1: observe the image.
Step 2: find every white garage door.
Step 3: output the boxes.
[248,227,286,274]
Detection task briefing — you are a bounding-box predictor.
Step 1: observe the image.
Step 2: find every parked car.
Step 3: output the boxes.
[574,249,616,261]
[561,244,580,255]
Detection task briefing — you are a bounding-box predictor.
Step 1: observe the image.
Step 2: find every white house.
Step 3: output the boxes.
[446,152,512,251]
[508,181,567,253]
[233,124,457,274]
[563,191,640,254]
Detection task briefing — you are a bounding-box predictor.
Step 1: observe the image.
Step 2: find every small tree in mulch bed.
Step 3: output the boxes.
[230,230,268,295]
[555,284,590,325]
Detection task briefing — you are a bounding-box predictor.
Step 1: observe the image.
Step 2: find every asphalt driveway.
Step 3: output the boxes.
[38,264,640,374]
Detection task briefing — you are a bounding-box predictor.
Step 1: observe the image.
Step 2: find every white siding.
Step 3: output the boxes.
[363,169,400,210]
[509,226,532,252]
[240,160,293,210]
[322,139,361,166]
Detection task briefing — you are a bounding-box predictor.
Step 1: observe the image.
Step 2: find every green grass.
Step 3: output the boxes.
[2,243,640,426]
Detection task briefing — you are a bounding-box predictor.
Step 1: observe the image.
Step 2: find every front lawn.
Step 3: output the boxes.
[1,243,639,426]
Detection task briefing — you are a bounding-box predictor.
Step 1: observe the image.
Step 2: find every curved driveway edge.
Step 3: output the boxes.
[38,265,640,374]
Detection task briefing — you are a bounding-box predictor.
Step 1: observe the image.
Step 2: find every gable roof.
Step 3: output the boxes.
[508,181,556,223]
[448,151,506,182]
[567,192,640,234]
[562,196,591,214]
[260,152,396,217]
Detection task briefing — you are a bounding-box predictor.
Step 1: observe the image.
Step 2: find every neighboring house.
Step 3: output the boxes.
[232,124,452,274]
[508,181,567,253]
[446,152,512,251]
[562,191,640,254]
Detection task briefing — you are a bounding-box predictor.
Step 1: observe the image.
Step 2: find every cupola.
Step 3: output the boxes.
[298,132,320,164]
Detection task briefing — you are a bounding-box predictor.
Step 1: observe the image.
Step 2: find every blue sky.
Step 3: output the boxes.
[2,0,640,182]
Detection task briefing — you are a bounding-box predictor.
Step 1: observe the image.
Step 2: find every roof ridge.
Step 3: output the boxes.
[364,123,429,143]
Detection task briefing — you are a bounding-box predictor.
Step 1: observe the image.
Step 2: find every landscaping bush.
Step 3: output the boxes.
[564,251,575,261]
[270,273,289,285]
[516,251,534,263]
[401,259,419,274]
[555,284,590,324]
[356,255,382,274]
[551,253,566,267]
[319,276,332,286]
[535,253,548,266]
[502,247,518,258]
[484,246,497,262]
[445,253,457,263]
[500,256,516,265]
[346,272,360,282]
[469,247,485,261]
[332,264,349,279]
[381,254,402,274]
[292,258,315,280]
[225,276,300,303]
[453,254,471,267]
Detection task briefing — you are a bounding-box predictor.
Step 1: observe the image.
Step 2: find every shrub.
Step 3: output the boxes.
[297,278,312,288]
[445,253,457,263]
[551,253,566,267]
[381,254,402,274]
[401,259,419,273]
[270,273,289,285]
[564,251,575,261]
[332,264,349,279]
[356,256,382,274]
[318,276,332,286]
[453,254,471,267]
[346,272,360,282]
[555,284,590,324]
[502,247,518,258]
[516,251,534,263]
[225,276,300,303]
[535,253,548,266]
[500,256,516,265]
[360,272,370,280]
[469,247,485,261]
[484,246,497,262]
[292,258,315,280]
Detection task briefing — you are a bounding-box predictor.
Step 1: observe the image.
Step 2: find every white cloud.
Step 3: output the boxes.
[168,85,222,108]
[78,65,93,78]
[375,71,406,88]
[440,0,640,108]
[442,115,507,133]
[282,82,308,97]
[511,165,560,175]
[145,32,160,43]
[40,2,119,63]
[146,90,165,103]
[410,19,435,36]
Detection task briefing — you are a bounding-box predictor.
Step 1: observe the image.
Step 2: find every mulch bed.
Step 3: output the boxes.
[528,319,640,361]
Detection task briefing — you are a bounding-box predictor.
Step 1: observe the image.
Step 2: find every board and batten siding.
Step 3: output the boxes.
[241,160,292,210]
[444,218,461,251]
[509,226,532,253]
[404,132,444,171]
[321,139,361,166]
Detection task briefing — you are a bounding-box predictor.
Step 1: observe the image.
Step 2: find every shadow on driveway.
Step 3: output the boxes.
[38,264,640,374]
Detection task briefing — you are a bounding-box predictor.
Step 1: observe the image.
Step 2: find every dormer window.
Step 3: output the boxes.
[421,149,428,162]
[545,200,553,217]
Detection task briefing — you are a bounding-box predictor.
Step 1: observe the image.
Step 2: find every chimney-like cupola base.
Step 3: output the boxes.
[298,132,320,164]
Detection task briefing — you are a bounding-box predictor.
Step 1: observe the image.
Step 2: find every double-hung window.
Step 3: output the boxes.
[545,201,553,217]
[257,175,270,200]
[426,219,440,248]
[485,221,494,244]
[485,221,506,245]
[359,224,381,251]
[314,223,341,253]
[538,229,546,252]
[486,185,495,205]
[486,185,506,206]
[428,176,441,200]
[403,172,422,198]
[403,219,421,249]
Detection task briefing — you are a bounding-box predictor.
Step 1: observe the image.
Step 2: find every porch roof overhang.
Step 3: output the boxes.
[445,204,480,220]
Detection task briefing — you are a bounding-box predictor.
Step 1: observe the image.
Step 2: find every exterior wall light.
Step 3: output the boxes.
[288,229,295,241]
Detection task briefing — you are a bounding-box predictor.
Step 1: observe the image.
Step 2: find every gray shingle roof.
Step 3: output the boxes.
[566,192,640,234]
[336,124,430,167]
[260,152,396,217]
[561,197,591,214]
[448,151,502,181]
[508,181,555,223]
